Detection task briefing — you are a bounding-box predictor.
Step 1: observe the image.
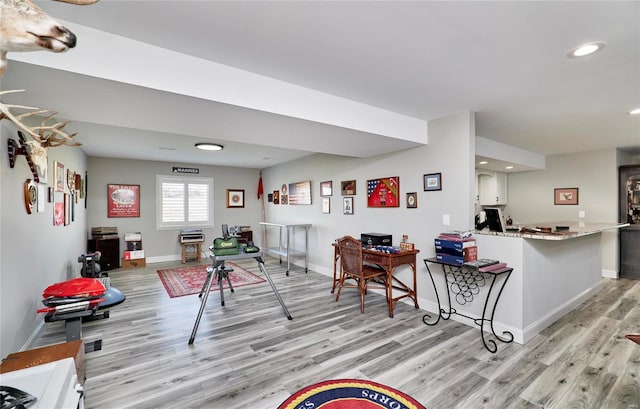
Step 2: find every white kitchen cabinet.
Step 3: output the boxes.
[477,170,508,205]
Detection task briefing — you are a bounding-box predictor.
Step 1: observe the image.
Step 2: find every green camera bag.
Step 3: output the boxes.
[212,237,239,256]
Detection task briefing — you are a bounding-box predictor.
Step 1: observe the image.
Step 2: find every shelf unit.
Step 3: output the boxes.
[259,222,311,275]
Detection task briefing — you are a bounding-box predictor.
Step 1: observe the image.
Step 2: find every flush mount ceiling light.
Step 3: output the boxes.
[629,108,640,115]
[478,161,489,165]
[195,143,223,151]
[566,41,606,58]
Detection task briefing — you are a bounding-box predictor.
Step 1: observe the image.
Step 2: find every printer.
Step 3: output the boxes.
[360,233,392,246]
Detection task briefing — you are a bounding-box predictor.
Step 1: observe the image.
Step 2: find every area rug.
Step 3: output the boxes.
[278,379,426,409]
[157,263,265,298]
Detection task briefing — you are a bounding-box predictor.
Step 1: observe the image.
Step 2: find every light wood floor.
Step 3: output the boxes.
[31,257,640,409]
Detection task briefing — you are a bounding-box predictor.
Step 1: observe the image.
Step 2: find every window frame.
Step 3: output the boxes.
[156,175,214,230]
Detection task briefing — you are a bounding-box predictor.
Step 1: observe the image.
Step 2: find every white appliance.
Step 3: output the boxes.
[0,358,83,408]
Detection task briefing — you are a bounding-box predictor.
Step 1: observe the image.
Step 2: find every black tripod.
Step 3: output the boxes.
[200,260,234,306]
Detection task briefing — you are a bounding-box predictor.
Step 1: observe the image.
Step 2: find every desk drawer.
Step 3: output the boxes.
[363,253,385,264]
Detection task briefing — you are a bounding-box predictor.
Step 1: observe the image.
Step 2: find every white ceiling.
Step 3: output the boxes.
[2,1,639,170]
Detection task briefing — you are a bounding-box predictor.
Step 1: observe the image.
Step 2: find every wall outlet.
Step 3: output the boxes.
[578,210,586,218]
[443,214,450,225]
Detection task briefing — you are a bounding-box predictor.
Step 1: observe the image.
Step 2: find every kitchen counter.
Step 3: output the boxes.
[439,221,629,345]
[475,221,629,240]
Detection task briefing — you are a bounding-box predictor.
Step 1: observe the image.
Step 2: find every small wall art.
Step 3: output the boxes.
[320,180,332,197]
[54,161,65,192]
[322,197,330,214]
[226,189,245,208]
[367,176,399,207]
[554,187,579,205]
[343,197,354,215]
[406,192,417,208]
[423,173,442,191]
[273,190,279,204]
[341,180,356,195]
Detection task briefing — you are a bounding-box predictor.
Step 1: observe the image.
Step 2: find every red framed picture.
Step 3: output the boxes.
[108,184,140,217]
[367,176,400,207]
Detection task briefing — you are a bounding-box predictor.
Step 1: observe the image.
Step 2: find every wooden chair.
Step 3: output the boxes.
[335,235,389,313]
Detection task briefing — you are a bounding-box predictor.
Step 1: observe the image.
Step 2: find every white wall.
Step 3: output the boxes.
[1,121,88,357]
[87,157,262,262]
[260,111,476,306]
[506,148,622,276]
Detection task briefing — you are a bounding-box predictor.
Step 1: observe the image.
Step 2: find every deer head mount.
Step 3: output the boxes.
[0,0,99,77]
[2,89,81,183]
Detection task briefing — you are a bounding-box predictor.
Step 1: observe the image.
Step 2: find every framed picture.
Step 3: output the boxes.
[47,186,54,203]
[268,193,273,203]
[54,201,64,226]
[343,197,354,215]
[289,180,312,205]
[554,187,579,205]
[367,176,400,207]
[273,190,279,204]
[320,180,333,197]
[281,194,288,205]
[406,192,417,208]
[108,184,140,217]
[341,180,356,196]
[322,197,330,214]
[64,193,70,225]
[226,189,245,208]
[423,172,442,191]
[54,161,65,192]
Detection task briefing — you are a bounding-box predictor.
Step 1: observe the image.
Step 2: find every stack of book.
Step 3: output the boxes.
[463,259,508,272]
[434,231,477,265]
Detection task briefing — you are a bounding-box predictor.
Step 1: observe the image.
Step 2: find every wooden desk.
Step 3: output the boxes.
[332,243,420,318]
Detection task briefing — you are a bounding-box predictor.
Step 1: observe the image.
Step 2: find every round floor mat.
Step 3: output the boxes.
[278,379,426,409]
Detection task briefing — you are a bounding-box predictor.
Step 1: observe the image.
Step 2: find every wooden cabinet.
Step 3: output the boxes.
[236,230,253,243]
[477,171,508,205]
[87,237,120,270]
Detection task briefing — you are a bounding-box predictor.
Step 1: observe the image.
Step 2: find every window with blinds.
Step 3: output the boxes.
[156,175,213,229]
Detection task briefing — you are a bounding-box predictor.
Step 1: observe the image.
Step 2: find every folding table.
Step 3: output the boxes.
[188,249,292,344]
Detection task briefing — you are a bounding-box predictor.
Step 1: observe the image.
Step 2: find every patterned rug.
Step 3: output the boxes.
[278,379,426,409]
[157,263,265,298]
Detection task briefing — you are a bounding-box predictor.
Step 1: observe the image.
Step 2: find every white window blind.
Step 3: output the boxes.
[156,176,213,229]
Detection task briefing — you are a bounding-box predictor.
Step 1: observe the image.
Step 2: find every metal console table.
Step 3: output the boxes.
[423,257,514,353]
[259,222,311,276]
[188,248,292,344]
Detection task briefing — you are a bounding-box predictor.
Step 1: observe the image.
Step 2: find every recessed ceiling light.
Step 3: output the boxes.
[195,143,223,151]
[566,42,605,58]
[505,166,514,170]
[629,108,640,115]
[479,161,488,165]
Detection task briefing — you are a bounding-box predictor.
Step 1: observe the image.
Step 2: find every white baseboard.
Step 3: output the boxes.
[521,280,602,343]
[21,320,45,351]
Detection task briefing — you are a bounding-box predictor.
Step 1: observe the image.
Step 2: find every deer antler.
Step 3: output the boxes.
[0,89,81,147]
